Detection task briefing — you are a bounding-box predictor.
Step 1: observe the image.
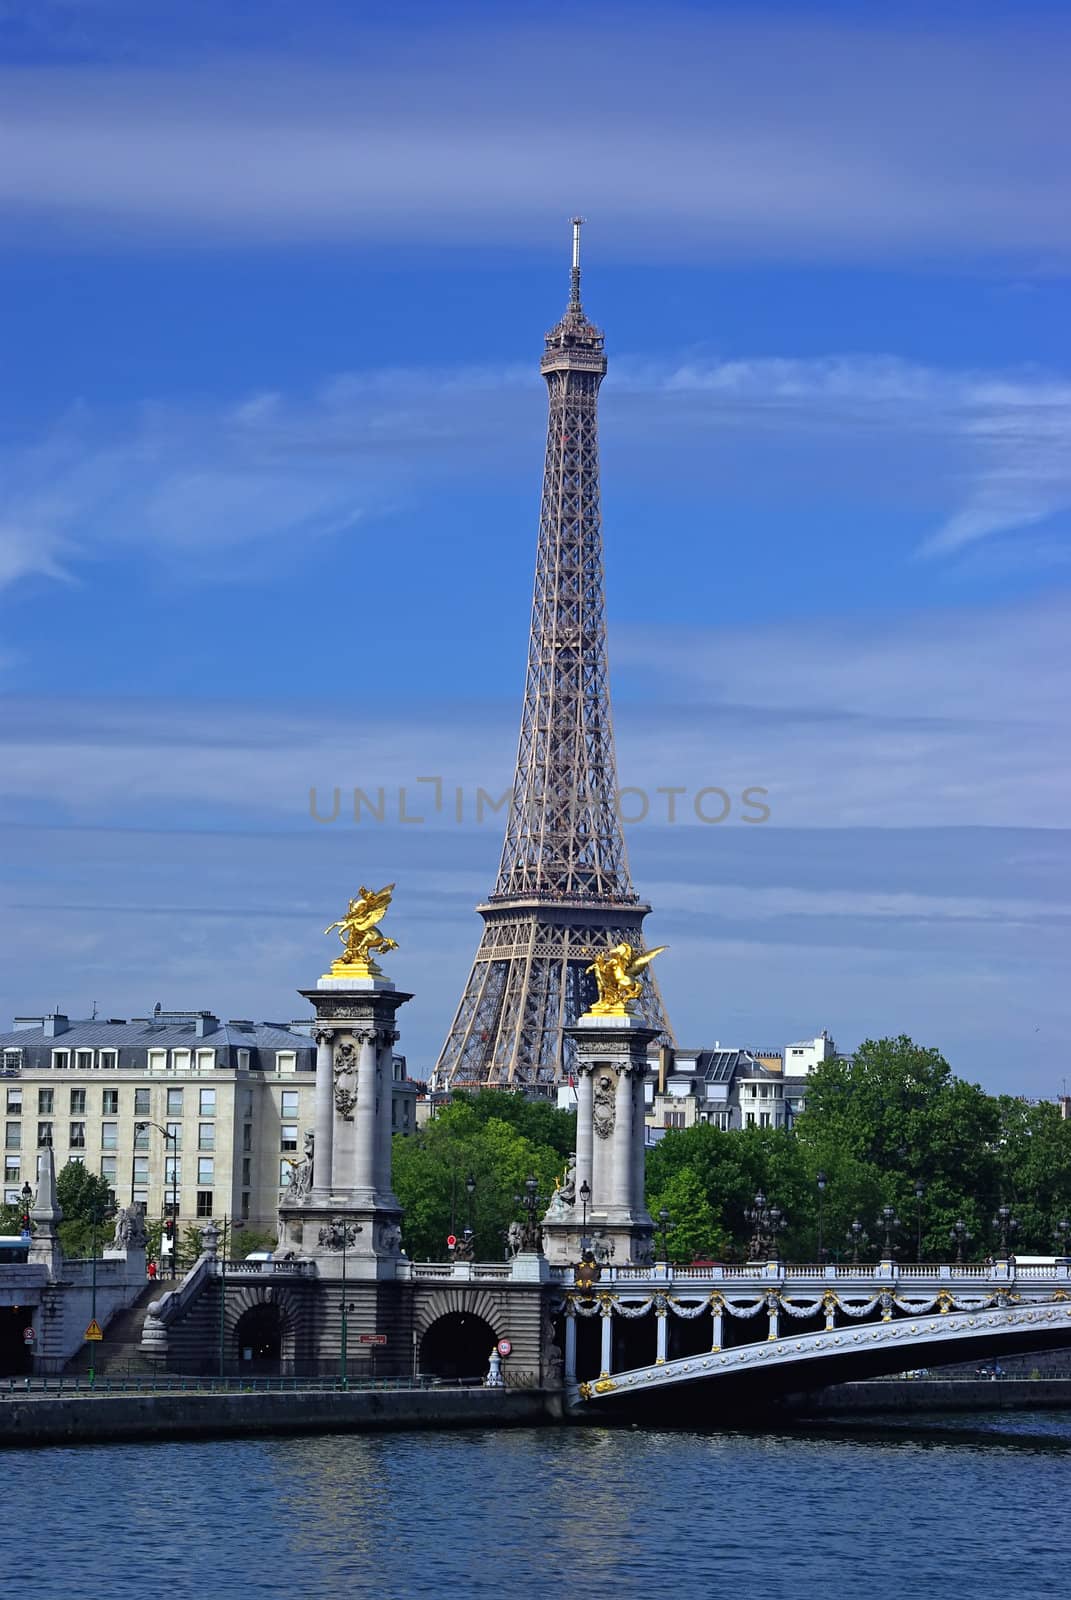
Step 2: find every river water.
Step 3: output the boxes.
[11,1411,1070,1598]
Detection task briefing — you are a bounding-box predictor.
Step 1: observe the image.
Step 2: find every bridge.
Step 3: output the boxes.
[554,1259,1071,1416]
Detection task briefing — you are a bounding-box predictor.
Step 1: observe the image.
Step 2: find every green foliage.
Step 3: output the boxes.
[392,1095,570,1261]
[56,1162,115,1257]
[230,1224,277,1259]
[646,1038,1071,1263]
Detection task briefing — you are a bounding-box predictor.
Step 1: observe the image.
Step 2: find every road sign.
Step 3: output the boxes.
[497,1339,512,1357]
[446,1234,457,1248]
[22,1326,35,1346]
[85,1319,103,1341]
[358,1333,388,1346]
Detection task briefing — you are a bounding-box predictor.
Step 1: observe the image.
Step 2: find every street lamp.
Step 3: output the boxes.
[816,1170,827,1263]
[878,1205,900,1258]
[19,1180,32,1236]
[135,1119,180,1278]
[992,1204,1019,1259]
[87,1189,116,1388]
[465,1172,476,1254]
[656,1206,672,1265]
[847,1219,867,1265]
[745,1191,785,1263]
[949,1219,971,1265]
[578,1179,591,1253]
[512,1174,544,1253]
[1053,1217,1071,1258]
[914,1180,925,1262]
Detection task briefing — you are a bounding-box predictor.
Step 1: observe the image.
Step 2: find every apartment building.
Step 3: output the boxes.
[1,1009,419,1235]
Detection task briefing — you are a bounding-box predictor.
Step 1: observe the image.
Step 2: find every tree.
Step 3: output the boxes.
[649,1168,730,1262]
[392,1100,568,1261]
[55,1162,115,1257]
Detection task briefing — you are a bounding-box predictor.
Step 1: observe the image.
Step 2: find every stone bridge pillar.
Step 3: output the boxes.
[543,1013,656,1267]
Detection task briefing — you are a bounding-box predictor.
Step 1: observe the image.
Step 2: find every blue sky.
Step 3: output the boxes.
[1,0,1068,1093]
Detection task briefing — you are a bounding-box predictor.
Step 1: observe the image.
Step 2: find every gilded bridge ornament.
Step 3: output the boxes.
[324,884,399,978]
[585,941,667,1017]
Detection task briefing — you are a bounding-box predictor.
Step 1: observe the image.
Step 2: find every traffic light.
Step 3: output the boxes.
[164,1218,174,1241]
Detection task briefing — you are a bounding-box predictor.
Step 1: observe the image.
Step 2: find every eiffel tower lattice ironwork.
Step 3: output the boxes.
[436,220,673,1092]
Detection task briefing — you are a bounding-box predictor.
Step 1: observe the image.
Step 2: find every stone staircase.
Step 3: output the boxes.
[64,1283,169,1374]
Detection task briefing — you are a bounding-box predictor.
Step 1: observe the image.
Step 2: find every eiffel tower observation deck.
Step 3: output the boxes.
[436,221,672,1093]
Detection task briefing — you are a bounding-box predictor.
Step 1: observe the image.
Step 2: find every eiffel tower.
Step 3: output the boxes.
[436,220,672,1092]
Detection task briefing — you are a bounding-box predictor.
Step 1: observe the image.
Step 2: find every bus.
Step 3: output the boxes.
[0,1235,31,1265]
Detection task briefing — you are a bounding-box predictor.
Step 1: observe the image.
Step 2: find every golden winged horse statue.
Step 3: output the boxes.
[324,884,399,976]
[585,940,668,1017]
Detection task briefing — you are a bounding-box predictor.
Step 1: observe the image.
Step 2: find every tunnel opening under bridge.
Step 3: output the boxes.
[420,1312,498,1382]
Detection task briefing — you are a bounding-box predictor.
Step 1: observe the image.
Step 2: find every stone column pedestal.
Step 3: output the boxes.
[542,1012,656,1267]
[278,975,412,1279]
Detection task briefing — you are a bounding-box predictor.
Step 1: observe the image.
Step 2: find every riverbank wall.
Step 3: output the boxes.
[782,1378,1071,1417]
[0,1386,553,1448]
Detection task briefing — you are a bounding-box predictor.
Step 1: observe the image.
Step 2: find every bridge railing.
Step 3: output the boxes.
[552,1260,1070,1288]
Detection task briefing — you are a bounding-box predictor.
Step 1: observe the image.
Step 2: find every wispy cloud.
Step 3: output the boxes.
[1,352,1067,592]
[0,11,1067,262]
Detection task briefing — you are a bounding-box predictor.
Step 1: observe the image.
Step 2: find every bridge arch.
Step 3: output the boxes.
[223,1285,299,1375]
[415,1288,506,1382]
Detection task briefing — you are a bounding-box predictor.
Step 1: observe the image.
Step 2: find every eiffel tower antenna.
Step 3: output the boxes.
[435,220,672,1093]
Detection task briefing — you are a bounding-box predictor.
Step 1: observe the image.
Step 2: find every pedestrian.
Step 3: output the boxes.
[147,1259,158,1281]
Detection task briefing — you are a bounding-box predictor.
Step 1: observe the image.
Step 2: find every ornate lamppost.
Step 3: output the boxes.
[455,1172,477,1261]
[992,1204,1019,1259]
[914,1180,925,1262]
[816,1170,827,1263]
[578,1179,591,1253]
[745,1191,785,1263]
[318,1217,362,1387]
[513,1174,544,1253]
[656,1206,672,1265]
[877,1205,900,1258]
[949,1219,971,1264]
[19,1181,32,1236]
[135,1119,180,1278]
[1053,1217,1071,1258]
[847,1219,868,1264]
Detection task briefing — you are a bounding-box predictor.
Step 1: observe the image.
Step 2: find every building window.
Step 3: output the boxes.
[5,1122,20,1150]
[280,1125,298,1153]
[242,1124,252,1152]
[165,1156,181,1185]
[38,1123,53,1147]
[281,1090,299,1119]
[6,1088,21,1115]
[166,1120,182,1149]
[745,1112,755,1128]
[237,1049,250,1072]
[52,1050,69,1070]
[241,1192,250,1220]
[132,1156,149,1187]
[760,1112,771,1128]
[276,1051,296,1074]
[38,1088,54,1114]
[69,1121,86,1149]
[135,1087,150,1115]
[196,1191,213,1218]
[99,1050,117,1070]
[241,1157,251,1186]
[102,1088,119,1114]
[147,1049,166,1074]
[1,1048,21,1072]
[279,1159,292,1188]
[197,1156,214,1185]
[68,1154,85,1166]
[75,1050,93,1071]
[198,1123,215,1152]
[69,1088,86,1114]
[172,1049,191,1074]
[199,1088,215,1118]
[101,1122,118,1150]
[4,1156,19,1183]
[664,1111,686,1130]
[195,1048,215,1073]
[100,1155,117,1184]
[166,1086,183,1116]
[134,1122,149,1149]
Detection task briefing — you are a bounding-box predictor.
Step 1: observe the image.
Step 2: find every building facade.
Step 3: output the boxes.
[1,1010,419,1236]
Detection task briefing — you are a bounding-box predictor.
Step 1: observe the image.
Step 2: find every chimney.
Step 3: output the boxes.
[195,1013,218,1038]
[43,1014,69,1037]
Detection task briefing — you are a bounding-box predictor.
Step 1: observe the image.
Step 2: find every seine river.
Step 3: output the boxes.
[11,1412,1070,1598]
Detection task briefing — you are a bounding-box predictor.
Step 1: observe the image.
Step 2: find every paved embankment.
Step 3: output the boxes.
[783,1378,1071,1417]
[0,1386,553,1447]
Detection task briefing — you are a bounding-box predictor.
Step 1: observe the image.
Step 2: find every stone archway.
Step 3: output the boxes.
[225,1285,298,1376]
[415,1287,505,1382]
[421,1311,498,1381]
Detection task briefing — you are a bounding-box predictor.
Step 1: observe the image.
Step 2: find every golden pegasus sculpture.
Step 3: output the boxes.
[585,940,667,1017]
[324,884,399,977]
